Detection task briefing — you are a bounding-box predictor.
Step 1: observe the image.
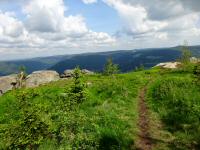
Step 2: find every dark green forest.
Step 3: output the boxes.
[1,46,200,76]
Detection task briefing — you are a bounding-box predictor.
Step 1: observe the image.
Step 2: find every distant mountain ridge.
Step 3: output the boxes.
[0,55,65,76]
[50,45,200,73]
[0,45,200,76]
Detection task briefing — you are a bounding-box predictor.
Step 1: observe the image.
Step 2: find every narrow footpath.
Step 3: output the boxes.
[136,86,152,150]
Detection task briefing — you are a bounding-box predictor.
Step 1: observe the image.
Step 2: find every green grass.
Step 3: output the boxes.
[1,66,200,150]
[0,72,147,149]
[147,68,200,149]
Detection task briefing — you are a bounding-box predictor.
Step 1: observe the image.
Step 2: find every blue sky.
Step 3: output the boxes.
[0,0,200,60]
[0,0,121,34]
[65,0,121,34]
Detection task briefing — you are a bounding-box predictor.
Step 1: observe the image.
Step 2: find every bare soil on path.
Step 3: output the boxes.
[136,86,152,150]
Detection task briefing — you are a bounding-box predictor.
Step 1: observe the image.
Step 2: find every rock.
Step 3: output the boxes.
[155,62,181,69]
[61,69,94,78]
[60,74,67,78]
[82,69,94,75]
[61,69,74,78]
[25,70,60,87]
[190,57,200,63]
[0,74,18,95]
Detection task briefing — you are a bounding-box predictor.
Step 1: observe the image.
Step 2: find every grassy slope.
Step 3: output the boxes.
[0,72,147,149]
[0,67,200,149]
[146,68,200,150]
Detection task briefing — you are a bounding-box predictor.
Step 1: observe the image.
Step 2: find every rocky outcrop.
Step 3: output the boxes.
[60,69,74,78]
[190,57,200,63]
[0,74,18,95]
[61,69,94,78]
[82,69,94,75]
[0,69,94,95]
[25,70,60,87]
[155,62,181,69]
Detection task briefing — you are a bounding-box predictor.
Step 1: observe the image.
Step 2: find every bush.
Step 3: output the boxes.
[179,41,192,65]
[66,67,87,104]
[103,58,119,76]
[193,63,200,85]
[134,64,145,72]
[3,90,49,149]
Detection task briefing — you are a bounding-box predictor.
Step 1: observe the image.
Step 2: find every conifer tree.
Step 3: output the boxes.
[103,58,119,75]
[180,41,192,64]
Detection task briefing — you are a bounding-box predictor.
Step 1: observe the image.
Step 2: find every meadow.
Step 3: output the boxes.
[147,66,200,149]
[0,64,200,150]
[0,70,147,149]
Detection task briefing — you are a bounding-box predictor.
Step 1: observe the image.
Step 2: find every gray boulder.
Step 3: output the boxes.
[190,57,200,63]
[82,69,94,75]
[61,69,94,78]
[25,70,60,87]
[0,74,18,95]
[155,62,181,69]
[61,69,74,78]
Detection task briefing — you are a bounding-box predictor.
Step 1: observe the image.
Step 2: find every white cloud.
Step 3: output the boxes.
[23,0,113,42]
[0,0,200,60]
[0,11,25,38]
[154,32,168,40]
[0,0,115,60]
[24,0,87,34]
[104,0,167,35]
[103,0,200,46]
[82,0,97,4]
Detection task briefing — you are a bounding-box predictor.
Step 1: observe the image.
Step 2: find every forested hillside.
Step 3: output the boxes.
[1,46,200,76]
[0,55,65,76]
[50,46,200,73]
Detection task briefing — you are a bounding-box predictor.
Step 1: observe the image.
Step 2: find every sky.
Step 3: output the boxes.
[0,0,200,60]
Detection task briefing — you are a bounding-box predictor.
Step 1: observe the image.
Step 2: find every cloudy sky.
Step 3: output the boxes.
[0,0,200,60]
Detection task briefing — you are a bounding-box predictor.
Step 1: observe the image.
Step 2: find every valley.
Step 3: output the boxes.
[1,45,200,76]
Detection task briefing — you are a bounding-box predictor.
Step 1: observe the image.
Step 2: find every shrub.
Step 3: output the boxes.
[4,90,49,149]
[193,63,200,85]
[103,58,119,76]
[134,64,145,72]
[66,67,87,104]
[179,41,192,65]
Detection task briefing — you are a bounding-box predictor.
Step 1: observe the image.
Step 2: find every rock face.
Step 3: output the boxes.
[0,69,94,95]
[25,70,60,87]
[0,74,18,95]
[82,69,94,75]
[155,62,181,69]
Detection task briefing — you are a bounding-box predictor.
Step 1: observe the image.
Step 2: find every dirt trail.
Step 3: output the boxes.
[136,86,152,150]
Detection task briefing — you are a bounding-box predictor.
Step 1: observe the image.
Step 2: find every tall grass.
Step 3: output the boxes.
[149,76,200,149]
[0,73,145,149]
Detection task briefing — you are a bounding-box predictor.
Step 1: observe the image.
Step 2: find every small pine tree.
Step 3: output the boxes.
[5,90,48,149]
[19,65,26,73]
[135,64,145,71]
[68,67,87,104]
[103,58,119,75]
[180,41,192,64]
